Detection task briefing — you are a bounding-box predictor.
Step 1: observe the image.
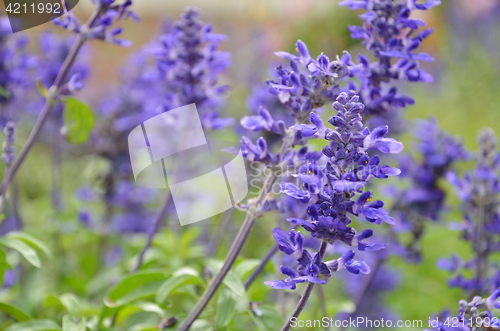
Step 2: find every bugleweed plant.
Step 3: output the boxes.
[1,1,499,331]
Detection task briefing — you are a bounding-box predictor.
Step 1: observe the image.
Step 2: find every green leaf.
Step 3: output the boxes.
[259,306,285,330]
[215,289,237,328]
[131,302,166,316]
[36,79,48,98]
[105,270,168,308]
[0,237,41,268]
[222,271,245,298]
[7,232,52,259]
[155,273,201,304]
[173,267,199,277]
[0,248,10,284]
[62,316,85,331]
[0,85,10,98]
[62,97,94,145]
[59,293,80,315]
[5,319,61,331]
[234,259,261,280]
[0,302,31,321]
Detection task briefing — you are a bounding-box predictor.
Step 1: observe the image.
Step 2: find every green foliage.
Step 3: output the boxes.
[215,289,237,328]
[222,270,246,298]
[0,85,10,98]
[62,97,95,145]
[0,248,10,284]
[0,303,31,321]
[36,79,49,99]
[105,270,169,308]
[0,237,41,268]
[155,268,201,304]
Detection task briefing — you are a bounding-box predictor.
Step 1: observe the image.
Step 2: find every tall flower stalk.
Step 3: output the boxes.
[330,0,447,322]
[269,90,403,330]
[177,40,351,331]
[440,129,500,298]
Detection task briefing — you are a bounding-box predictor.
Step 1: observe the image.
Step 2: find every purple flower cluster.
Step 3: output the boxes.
[390,119,467,260]
[265,228,370,290]
[269,41,350,123]
[147,8,233,130]
[0,16,33,126]
[266,90,403,289]
[81,8,233,234]
[439,128,500,295]
[240,40,351,164]
[339,0,441,128]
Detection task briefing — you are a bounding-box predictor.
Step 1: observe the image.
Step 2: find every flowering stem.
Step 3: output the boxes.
[177,129,295,331]
[132,191,171,273]
[0,6,104,197]
[281,240,328,331]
